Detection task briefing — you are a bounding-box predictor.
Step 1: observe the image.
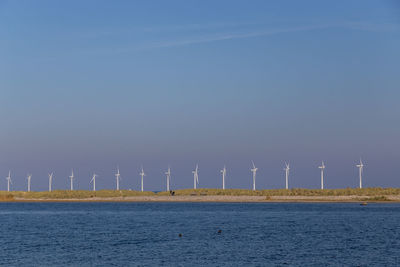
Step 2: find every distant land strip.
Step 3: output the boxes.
[0,188,399,202]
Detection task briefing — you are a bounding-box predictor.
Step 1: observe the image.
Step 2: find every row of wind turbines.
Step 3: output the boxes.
[4,159,364,192]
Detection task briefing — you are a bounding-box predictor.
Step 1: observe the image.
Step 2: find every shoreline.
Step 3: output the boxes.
[7,195,400,203]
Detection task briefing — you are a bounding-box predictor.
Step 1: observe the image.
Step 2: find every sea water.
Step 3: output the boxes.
[0,202,399,266]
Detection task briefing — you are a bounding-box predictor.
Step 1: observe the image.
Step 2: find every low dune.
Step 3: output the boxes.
[1,188,399,202]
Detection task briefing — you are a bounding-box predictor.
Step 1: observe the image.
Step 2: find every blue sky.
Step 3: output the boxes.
[1,0,399,191]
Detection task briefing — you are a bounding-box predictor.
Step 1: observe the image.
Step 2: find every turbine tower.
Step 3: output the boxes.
[139,166,145,192]
[6,171,11,192]
[251,161,258,191]
[69,170,74,191]
[27,174,32,192]
[115,167,121,191]
[165,166,171,191]
[48,173,54,192]
[220,166,226,190]
[192,164,199,189]
[318,161,325,190]
[356,159,364,189]
[284,162,290,190]
[90,173,98,191]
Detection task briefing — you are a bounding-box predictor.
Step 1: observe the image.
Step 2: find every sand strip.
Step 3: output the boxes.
[11,195,400,202]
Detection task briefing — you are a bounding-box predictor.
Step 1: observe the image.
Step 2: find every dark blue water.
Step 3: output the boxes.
[0,202,399,266]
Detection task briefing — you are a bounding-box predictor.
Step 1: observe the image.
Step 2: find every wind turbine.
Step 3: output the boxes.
[318,161,325,190]
[220,166,226,190]
[27,174,32,192]
[48,173,54,192]
[115,167,121,191]
[6,171,11,192]
[165,166,171,191]
[251,161,257,191]
[90,173,98,191]
[284,162,290,190]
[192,164,199,189]
[356,159,364,189]
[69,170,74,191]
[139,166,145,192]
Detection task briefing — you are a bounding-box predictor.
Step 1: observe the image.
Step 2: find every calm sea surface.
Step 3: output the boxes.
[0,202,399,266]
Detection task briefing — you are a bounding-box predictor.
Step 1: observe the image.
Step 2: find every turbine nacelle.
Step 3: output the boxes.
[318,161,325,169]
[220,166,226,174]
[284,162,290,170]
[356,159,364,168]
[6,170,11,182]
[251,161,258,172]
[139,166,146,177]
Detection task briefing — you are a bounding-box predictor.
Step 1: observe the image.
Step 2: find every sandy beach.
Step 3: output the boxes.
[11,195,400,203]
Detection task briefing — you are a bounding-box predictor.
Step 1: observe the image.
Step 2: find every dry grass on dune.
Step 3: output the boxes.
[0,193,14,201]
[0,190,154,199]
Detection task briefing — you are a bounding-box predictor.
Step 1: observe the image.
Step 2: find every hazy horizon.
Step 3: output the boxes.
[1,0,399,191]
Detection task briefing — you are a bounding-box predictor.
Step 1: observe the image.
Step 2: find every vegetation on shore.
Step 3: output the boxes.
[0,187,399,200]
[0,190,154,200]
[157,188,400,197]
[0,193,14,201]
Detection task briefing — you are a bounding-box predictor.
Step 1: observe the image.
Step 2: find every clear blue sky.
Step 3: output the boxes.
[1,0,399,191]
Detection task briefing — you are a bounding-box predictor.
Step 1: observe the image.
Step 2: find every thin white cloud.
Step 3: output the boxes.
[82,22,262,39]
[74,21,400,56]
[148,24,332,49]
[145,21,399,49]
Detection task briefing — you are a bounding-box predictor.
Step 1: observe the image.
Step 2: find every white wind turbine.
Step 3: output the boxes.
[27,174,32,192]
[356,159,364,189]
[115,167,121,191]
[284,162,290,190]
[165,166,171,191]
[139,166,145,192]
[6,171,11,192]
[251,161,258,191]
[90,173,98,191]
[69,170,74,191]
[48,172,54,192]
[220,166,226,190]
[192,164,199,189]
[318,161,325,190]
